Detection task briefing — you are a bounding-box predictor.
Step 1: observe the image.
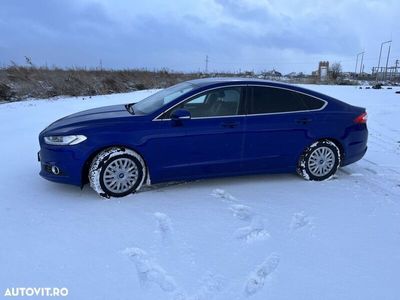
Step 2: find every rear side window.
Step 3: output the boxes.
[296,93,325,110]
[249,87,308,114]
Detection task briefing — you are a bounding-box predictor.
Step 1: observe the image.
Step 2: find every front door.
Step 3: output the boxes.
[152,86,246,182]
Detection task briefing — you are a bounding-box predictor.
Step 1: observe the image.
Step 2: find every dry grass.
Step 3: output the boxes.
[1,66,363,102]
[0,67,200,101]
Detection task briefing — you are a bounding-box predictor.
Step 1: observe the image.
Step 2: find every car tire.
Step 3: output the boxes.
[297,140,341,181]
[88,147,146,198]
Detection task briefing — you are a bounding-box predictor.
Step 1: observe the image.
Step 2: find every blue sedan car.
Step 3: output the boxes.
[38,78,368,198]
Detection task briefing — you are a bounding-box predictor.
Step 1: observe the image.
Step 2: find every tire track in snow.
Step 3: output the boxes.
[368,130,400,153]
[364,159,400,176]
[339,165,400,201]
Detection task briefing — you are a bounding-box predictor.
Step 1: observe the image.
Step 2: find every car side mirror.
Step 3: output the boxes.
[170,109,191,121]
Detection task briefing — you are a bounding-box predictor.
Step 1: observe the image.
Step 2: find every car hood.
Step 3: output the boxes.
[43,104,138,133]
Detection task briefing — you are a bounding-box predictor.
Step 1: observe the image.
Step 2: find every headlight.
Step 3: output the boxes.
[44,135,87,145]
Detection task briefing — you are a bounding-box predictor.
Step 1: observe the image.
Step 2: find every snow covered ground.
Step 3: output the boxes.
[0,85,399,299]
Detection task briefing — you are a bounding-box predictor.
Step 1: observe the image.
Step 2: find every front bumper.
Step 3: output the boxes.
[38,146,84,186]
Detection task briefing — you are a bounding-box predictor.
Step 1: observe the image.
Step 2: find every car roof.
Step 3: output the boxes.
[187,77,317,97]
[187,77,278,87]
[186,77,349,110]
[187,77,312,93]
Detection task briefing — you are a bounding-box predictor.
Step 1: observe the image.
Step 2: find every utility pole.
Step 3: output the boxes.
[384,43,392,81]
[390,59,398,81]
[355,53,360,77]
[355,52,365,77]
[376,40,391,82]
[205,55,209,74]
[359,52,364,75]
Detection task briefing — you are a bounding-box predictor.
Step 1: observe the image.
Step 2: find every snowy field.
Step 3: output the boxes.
[0,85,400,299]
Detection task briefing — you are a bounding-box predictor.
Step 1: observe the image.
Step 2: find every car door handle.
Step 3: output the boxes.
[221,121,239,128]
[295,118,313,124]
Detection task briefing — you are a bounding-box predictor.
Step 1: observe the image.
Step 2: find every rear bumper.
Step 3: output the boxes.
[341,125,368,166]
[342,146,367,166]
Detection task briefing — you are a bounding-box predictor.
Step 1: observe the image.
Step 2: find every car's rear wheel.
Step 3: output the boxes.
[89,147,146,198]
[297,140,341,181]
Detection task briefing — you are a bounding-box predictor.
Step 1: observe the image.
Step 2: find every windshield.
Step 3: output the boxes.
[132,82,195,114]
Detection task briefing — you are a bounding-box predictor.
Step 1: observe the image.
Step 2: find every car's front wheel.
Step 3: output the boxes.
[297,140,341,181]
[89,147,146,198]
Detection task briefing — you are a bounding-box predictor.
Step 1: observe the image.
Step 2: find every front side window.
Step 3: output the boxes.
[163,87,243,118]
[249,87,309,114]
[133,82,194,114]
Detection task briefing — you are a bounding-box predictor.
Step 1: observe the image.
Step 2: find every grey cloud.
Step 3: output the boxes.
[0,0,397,73]
[215,0,276,21]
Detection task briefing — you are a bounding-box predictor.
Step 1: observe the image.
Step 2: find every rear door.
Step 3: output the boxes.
[242,86,325,172]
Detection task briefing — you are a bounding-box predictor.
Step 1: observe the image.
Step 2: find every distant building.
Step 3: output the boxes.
[286,72,297,78]
[259,69,282,79]
[318,61,329,80]
[372,60,400,81]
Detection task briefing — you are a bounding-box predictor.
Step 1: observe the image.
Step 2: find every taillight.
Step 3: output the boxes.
[354,112,368,124]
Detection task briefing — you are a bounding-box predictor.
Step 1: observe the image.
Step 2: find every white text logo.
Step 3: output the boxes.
[4,287,68,297]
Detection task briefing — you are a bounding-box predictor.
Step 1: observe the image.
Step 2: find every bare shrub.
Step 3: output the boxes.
[330,62,342,81]
[0,66,199,101]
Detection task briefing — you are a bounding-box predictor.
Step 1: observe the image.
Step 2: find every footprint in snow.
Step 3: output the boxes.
[195,273,225,300]
[123,247,225,300]
[290,211,311,231]
[230,204,254,221]
[234,216,270,243]
[154,212,173,242]
[216,191,270,242]
[211,188,238,203]
[176,272,225,300]
[244,253,280,296]
[123,247,177,292]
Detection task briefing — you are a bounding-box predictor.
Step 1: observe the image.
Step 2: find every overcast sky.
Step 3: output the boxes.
[0,0,399,74]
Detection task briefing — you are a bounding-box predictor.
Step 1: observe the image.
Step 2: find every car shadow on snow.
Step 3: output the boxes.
[37,173,300,201]
[40,171,346,201]
[39,180,100,201]
[139,173,301,193]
